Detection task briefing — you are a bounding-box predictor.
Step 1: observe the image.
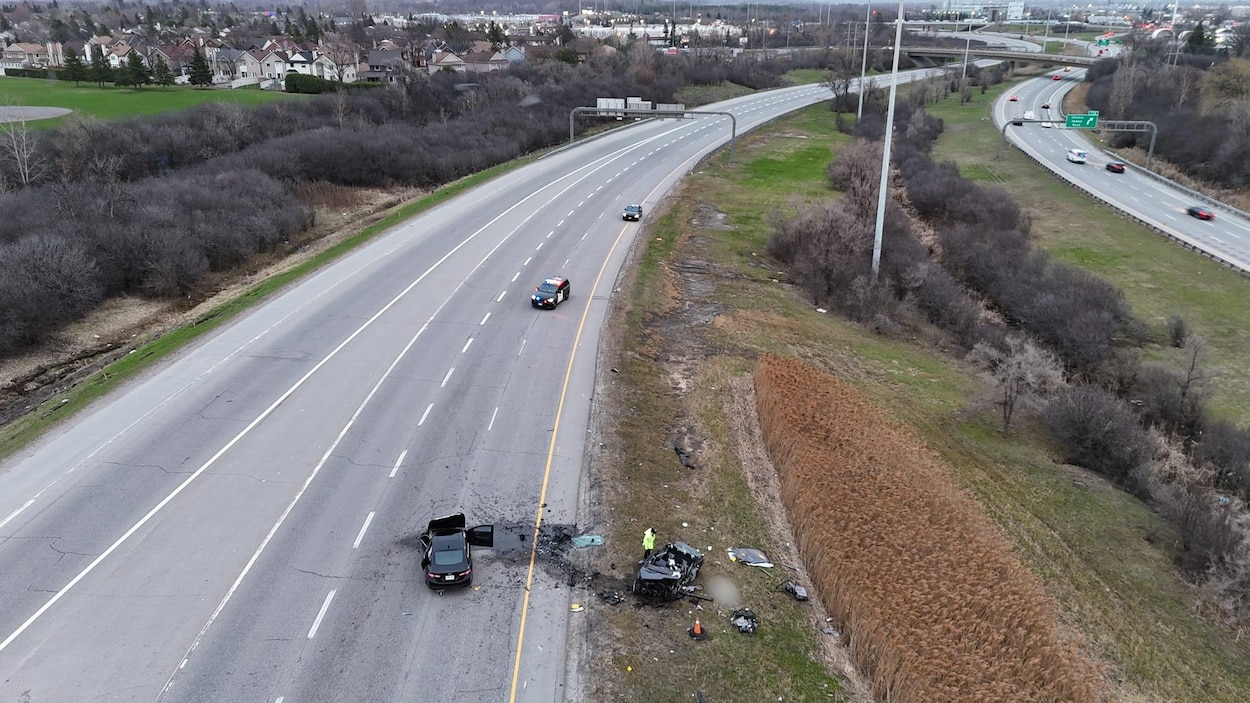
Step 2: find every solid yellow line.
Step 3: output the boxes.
[507,145,721,703]
[506,220,627,702]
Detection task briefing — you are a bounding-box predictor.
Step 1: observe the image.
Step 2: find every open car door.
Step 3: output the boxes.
[467,524,494,548]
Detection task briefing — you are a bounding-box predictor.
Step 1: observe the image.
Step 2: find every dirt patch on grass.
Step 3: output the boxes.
[0,185,420,431]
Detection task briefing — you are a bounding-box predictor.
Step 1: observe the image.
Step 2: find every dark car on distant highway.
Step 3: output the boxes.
[1105,162,1126,174]
[1187,206,1215,221]
[531,276,571,309]
[420,514,494,589]
[622,204,643,221]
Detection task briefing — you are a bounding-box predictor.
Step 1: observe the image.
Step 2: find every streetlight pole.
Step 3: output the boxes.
[1043,8,1052,51]
[871,0,906,284]
[962,18,972,79]
[856,3,872,121]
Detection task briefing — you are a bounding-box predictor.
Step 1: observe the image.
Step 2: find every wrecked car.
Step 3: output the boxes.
[632,541,704,601]
[419,513,494,589]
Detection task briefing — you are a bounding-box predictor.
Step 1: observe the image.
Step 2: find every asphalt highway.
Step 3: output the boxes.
[996,71,1250,272]
[0,67,953,703]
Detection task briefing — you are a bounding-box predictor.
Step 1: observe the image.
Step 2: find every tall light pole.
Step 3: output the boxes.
[871,0,906,284]
[962,17,972,79]
[1043,7,1052,51]
[856,3,872,121]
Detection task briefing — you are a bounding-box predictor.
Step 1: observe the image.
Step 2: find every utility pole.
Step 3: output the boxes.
[1043,7,1052,51]
[856,3,872,121]
[871,0,906,283]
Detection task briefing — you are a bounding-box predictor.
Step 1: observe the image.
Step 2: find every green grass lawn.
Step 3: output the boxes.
[597,86,1250,701]
[0,76,302,124]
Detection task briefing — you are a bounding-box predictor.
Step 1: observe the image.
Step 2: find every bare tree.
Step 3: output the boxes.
[0,117,48,187]
[321,35,360,82]
[967,334,1066,435]
[332,89,351,130]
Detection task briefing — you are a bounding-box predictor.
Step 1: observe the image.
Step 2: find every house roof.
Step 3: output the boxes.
[460,50,506,64]
[430,51,463,65]
[366,49,404,66]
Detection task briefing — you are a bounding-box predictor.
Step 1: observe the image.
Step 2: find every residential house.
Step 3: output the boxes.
[427,49,466,74]
[503,46,526,63]
[107,44,137,70]
[150,44,194,77]
[460,50,508,74]
[359,49,406,82]
[214,48,245,83]
[1,42,49,69]
[233,48,266,80]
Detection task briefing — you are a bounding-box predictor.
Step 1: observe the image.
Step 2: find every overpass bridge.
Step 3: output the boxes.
[903,46,1098,68]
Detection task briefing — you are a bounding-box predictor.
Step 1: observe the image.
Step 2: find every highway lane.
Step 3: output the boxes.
[0,68,957,703]
[996,71,1250,272]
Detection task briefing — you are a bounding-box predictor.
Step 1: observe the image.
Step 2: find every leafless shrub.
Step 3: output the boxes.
[967,334,1066,435]
[0,234,103,353]
[826,139,881,217]
[1167,314,1188,348]
[1043,385,1154,487]
[1128,346,1213,443]
[1193,420,1250,496]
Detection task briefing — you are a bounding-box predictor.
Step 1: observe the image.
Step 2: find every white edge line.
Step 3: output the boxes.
[307,589,337,639]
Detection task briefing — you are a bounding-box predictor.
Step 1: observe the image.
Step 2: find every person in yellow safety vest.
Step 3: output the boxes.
[642,527,657,563]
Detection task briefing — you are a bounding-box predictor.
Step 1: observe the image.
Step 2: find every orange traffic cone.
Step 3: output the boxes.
[688,617,707,641]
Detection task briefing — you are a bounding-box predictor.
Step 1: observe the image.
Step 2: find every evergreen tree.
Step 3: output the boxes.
[487,20,507,51]
[125,51,151,88]
[62,46,88,86]
[1187,21,1213,53]
[151,55,174,88]
[90,46,111,87]
[189,46,213,87]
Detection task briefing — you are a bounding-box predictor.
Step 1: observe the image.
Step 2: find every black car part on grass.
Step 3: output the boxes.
[632,541,704,601]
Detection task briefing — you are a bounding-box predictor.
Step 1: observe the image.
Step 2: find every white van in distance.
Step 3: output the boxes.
[1066,148,1088,164]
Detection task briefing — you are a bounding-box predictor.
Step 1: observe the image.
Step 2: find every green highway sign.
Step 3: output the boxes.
[1065,111,1099,129]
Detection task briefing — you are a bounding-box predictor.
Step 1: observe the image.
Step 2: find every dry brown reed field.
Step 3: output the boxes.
[753,352,1108,702]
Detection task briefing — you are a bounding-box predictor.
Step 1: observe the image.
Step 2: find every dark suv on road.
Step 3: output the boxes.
[622,204,642,221]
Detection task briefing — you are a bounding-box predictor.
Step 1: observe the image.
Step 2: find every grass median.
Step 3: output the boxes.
[591,83,1250,700]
